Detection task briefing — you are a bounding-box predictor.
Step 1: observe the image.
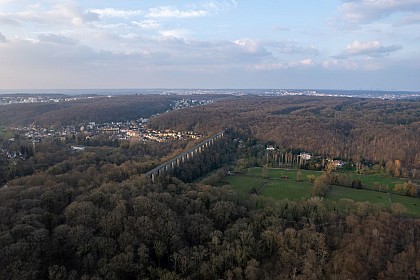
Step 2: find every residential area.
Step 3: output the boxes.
[0,116,204,161]
[0,94,98,105]
[9,118,202,144]
[0,96,215,161]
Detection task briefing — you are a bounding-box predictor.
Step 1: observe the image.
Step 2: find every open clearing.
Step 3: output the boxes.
[261,180,312,201]
[227,167,420,217]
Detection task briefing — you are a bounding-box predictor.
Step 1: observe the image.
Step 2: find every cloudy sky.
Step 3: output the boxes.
[0,0,419,90]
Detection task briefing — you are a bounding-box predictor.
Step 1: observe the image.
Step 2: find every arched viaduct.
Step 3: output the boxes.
[145,131,225,182]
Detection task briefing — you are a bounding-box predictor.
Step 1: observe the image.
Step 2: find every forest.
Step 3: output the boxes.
[149,96,420,170]
[0,94,219,127]
[0,137,419,279]
[0,95,419,279]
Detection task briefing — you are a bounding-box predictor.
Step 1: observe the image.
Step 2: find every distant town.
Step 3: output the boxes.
[1,118,204,160]
[0,94,100,105]
[1,88,419,100]
[11,119,201,144]
[0,98,214,160]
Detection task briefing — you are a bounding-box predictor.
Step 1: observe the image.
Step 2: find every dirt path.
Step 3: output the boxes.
[257,180,269,194]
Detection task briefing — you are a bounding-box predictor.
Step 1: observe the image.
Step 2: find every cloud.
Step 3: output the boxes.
[0,38,145,88]
[146,1,237,19]
[268,42,319,55]
[340,0,420,24]
[44,2,100,26]
[88,8,143,18]
[253,62,286,71]
[233,39,261,53]
[147,6,207,18]
[398,13,420,25]
[0,38,89,68]
[335,40,402,58]
[0,16,21,26]
[0,35,418,89]
[159,29,190,38]
[0,32,276,76]
[298,58,315,66]
[252,58,316,71]
[0,32,5,42]
[200,0,238,13]
[83,12,100,22]
[0,2,100,28]
[287,58,316,68]
[131,19,160,29]
[322,59,361,70]
[322,59,383,71]
[37,33,78,45]
[273,25,291,32]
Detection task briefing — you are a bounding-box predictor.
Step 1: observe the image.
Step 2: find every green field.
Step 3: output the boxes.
[246,167,407,190]
[391,194,420,216]
[245,167,321,180]
[348,172,407,191]
[327,186,390,205]
[228,168,314,201]
[228,167,420,216]
[227,175,266,196]
[326,186,420,216]
[261,180,312,200]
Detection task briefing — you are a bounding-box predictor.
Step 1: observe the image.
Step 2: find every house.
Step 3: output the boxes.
[332,160,345,168]
[266,145,275,151]
[299,152,312,160]
[127,130,140,137]
[71,145,85,152]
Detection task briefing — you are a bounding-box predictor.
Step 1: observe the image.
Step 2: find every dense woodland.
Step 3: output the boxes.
[0,130,419,279]
[0,95,179,127]
[1,95,419,279]
[1,137,419,279]
[0,137,192,186]
[150,96,420,169]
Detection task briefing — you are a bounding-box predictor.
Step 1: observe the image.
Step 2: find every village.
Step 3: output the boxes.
[0,94,99,105]
[0,97,215,160]
[1,118,203,160]
[9,117,200,144]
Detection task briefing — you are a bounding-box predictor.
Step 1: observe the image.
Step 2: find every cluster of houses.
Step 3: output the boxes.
[0,148,29,160]
[79,119,202,143]
[1,96,213,161]
[299,152,346,168]
[170,99,213,110]
[0,94,97,105]
[266,145,347,169]
[10,118,202,146]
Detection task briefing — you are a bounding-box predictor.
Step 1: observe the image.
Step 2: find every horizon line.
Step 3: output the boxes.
[0,88,419,92]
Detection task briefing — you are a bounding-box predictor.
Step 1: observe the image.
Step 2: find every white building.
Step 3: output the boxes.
[299,152,312,160]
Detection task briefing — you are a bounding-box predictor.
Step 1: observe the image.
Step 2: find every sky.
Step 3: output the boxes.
[0,0,419,90]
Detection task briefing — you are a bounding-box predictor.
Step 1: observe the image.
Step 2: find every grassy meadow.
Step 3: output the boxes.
[227,167,420,217]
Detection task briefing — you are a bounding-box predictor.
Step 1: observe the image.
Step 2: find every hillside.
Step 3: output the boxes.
[0,95,177,127]
[149,96,420,168]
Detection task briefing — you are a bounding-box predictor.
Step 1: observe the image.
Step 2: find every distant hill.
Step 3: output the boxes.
[0,95,176,127]
[149,96,420,168]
